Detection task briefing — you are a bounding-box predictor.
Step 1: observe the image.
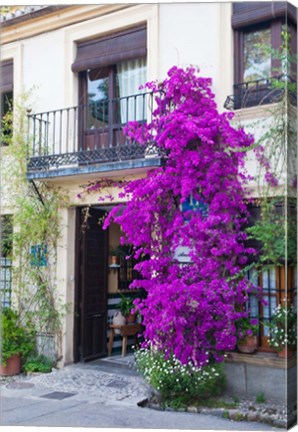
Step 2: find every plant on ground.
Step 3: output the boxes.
[23,354,54,373]
[201,398,238,409]
[231,395,240,404]
[255,393,266,404]
[135,347,226,406]
[235,412,246,421]
[1,307,35,366]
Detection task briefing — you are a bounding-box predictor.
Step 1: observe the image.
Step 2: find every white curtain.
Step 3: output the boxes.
[117,58,147,124]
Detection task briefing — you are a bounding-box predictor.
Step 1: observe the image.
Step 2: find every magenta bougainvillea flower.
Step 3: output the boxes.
[84,67,264,367]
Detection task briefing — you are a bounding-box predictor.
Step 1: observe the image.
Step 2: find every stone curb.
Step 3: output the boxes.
[139,398,291,429]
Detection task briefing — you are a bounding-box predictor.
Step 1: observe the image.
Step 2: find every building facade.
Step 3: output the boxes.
[0,2,297,402]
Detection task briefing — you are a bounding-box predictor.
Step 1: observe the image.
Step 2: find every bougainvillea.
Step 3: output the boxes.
[84,67,263,367]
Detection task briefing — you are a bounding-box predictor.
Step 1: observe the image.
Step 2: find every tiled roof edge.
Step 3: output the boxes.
[0,5,69,25]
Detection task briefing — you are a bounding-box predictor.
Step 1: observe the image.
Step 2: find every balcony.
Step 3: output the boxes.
[224,75,297,111]
[27,92,164,180]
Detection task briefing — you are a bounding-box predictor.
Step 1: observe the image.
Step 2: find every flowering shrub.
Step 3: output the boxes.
[268,304,297,351]
[235,317,259,343]
[135,348,226,406]
[84,66,264,367]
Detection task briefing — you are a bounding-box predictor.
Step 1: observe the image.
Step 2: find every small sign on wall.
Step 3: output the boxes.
[30,244,47,267]
[174,245,191,263]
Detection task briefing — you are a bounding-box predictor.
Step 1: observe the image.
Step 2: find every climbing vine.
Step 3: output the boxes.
[1,93,69,358]
[242,29,297,269]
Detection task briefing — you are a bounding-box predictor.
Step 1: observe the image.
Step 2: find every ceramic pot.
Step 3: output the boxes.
[113,311,126,334]
[0,354,21,376]
[237,335,258,354]
[110,256,118,265]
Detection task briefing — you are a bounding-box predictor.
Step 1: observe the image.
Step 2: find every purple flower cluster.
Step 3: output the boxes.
[98,67,261,366]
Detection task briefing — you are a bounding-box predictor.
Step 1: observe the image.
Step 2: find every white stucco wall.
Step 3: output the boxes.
[158,3,233,110]
[22,29,66,113]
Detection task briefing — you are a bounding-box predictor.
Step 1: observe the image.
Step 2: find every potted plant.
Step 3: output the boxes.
[116,294,137,323]
[236,317,259,354]
[268,304,297,358]
[0,307,35,376]
[110,244,132,264]
[109,246,120,265]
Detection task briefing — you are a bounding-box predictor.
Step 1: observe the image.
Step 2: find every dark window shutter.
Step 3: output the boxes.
[1,60,13,93]
[72,25,147,73]
[232,2,297,29]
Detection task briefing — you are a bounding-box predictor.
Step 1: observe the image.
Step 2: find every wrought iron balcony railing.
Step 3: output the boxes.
[27,92,162,173]
[224,75,297,111]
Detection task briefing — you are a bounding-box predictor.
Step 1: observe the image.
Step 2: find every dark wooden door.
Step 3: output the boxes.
[75,207,108,362]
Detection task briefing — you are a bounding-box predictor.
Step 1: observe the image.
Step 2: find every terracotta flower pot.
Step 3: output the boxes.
[0,354,22,376]
[110,256,118,265]
[278,346,296,358]
[237,335,258,354]
[125,313,137,324]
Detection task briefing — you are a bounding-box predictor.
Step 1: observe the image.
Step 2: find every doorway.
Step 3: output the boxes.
[74,207,108,362]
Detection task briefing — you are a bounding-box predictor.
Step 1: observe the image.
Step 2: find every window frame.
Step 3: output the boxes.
[234,19,283,86]
[1,59,13,147]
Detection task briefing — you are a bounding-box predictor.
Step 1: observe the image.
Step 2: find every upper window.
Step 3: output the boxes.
[1,60,13,145]
[72,26,147,152]
[86,58,147,128]
[230,2,297,110]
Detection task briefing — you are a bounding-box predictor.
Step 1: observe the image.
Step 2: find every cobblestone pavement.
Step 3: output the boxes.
[1,355,152,407]
[0,356,284,430]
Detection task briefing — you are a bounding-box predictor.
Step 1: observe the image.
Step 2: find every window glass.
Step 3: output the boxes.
[243,28,271,82]
[86,58,147,129]
[262,267,276,292]
[1,91,13,146]
[87,69,109,128]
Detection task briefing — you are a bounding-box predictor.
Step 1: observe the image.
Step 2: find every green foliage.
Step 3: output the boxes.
[222,410,229,419]
[201,398,238,409]
[268,304,297,351]
[235,413,246,421]
[246,199,297,266]
[255,392,266,404]
[1,307,35,365]
[115,294,135,316]
[23,354,54,373]
[135,348,226,406]
[231,395,240,404]
[1,93,69,353]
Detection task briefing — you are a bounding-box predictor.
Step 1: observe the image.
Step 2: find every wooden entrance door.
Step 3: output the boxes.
[75,207,108,362]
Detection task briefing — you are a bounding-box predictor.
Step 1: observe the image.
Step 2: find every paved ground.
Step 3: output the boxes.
[0,355,281,430]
